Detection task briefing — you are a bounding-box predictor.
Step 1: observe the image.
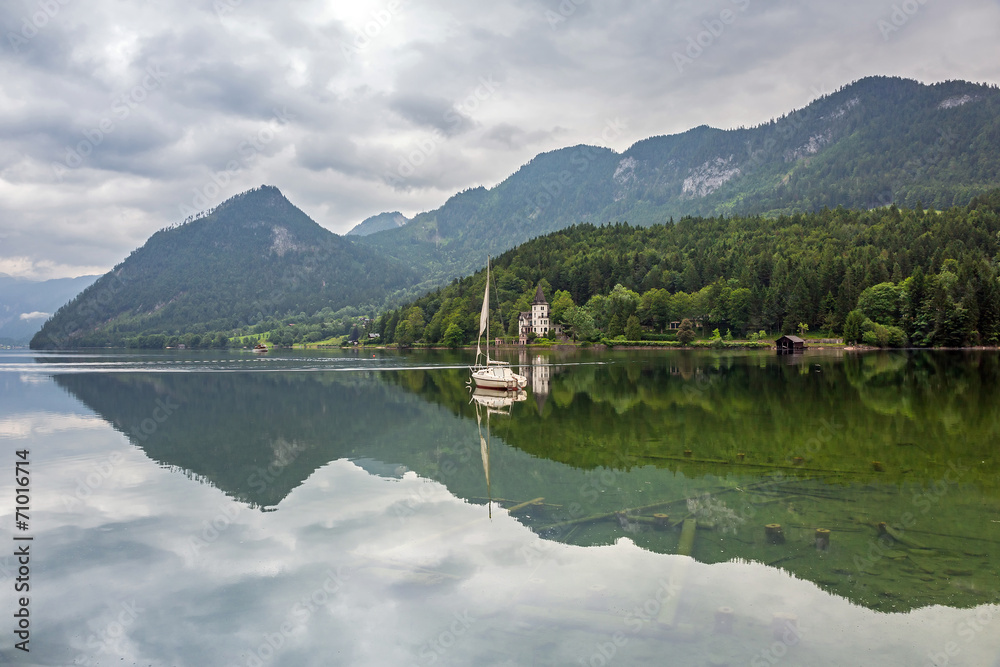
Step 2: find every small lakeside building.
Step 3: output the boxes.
[775,334,807,353]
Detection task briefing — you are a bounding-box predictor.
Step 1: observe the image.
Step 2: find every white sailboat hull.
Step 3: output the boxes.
[470,364,527,390]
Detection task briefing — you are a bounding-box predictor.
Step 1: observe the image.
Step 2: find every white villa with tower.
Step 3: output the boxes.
[518,285,550,345]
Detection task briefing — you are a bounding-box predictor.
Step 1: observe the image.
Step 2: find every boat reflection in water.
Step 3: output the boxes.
[471,386,526,518]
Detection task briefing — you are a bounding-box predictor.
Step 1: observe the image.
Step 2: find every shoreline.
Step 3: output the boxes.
[19,341,1000,352]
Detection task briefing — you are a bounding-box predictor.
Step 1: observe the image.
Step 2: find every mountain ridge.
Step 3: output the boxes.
[356,76,1000,281]
[31,186,417,348]
[30,75,1000,348]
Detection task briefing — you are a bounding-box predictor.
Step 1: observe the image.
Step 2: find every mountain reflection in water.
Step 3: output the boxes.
[51,348,1000,615]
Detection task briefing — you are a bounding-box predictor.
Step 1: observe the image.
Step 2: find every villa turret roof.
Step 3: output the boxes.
[532,285,547,305]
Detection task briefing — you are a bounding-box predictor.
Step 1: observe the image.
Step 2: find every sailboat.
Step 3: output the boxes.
[469,257,527,390]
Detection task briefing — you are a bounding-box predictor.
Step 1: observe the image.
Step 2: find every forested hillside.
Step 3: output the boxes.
[358,77,1000,284]
[375,190,1000,348]
[30,186,417,349]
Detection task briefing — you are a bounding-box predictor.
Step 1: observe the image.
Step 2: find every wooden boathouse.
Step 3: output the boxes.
[775,334,806,353]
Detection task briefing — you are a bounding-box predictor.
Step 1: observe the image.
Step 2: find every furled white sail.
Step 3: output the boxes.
[479,267,490,336]
[479,288,489,336]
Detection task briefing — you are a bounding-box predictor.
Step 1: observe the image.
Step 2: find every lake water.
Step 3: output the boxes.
[1,347,998,666]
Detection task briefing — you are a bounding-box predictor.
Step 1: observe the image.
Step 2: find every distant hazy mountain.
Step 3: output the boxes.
[0,274,98,344]
[358,76,1000,281]
[346,211,409,236]
[31,186,416,348]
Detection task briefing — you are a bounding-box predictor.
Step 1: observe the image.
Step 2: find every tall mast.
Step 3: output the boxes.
[477,256,490,365]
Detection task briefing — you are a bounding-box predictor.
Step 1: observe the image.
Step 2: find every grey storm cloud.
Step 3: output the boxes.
[388,92,477,136]
[0,0,998,278]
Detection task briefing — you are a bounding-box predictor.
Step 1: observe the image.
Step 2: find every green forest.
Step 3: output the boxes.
[374,190,1000,348]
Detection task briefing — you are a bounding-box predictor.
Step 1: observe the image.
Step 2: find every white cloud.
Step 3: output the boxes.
[0,412,108,439]
[0,255,109,280]
[0,0,998,278]
[29,448,1000,666]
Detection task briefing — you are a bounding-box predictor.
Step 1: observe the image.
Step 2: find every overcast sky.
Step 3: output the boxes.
[1,0,998,280]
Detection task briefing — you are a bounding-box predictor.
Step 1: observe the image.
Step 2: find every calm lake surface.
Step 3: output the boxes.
[1,347,998,666]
